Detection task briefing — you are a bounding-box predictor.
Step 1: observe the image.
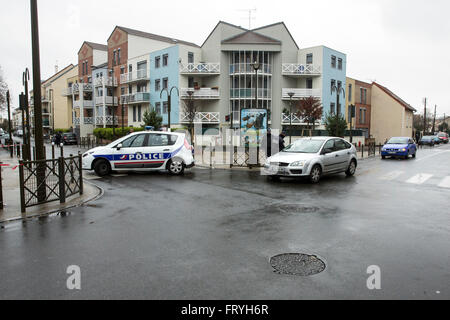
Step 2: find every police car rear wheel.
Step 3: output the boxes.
[94,159,111,177]
[168,160,184,175]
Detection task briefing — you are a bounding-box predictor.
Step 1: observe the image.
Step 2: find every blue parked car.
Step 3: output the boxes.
[381,137,417,160]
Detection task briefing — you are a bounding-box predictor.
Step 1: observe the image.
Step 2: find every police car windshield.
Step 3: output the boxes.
[282,139,325,154]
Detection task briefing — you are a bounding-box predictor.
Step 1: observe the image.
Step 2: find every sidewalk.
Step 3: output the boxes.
[0,151,102,223]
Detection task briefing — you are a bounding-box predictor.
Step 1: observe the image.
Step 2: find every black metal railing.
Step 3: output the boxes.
[19,154,83,213]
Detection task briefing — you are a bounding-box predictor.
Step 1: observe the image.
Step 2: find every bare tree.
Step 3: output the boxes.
[0,66,9,112]
[295,96,323,135]
[182,96,196,143]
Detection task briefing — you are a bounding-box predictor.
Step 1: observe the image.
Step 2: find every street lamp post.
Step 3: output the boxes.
[187,90,195,144]
[348,104,355,143]
[331,84,346,124]
[251,60,261,165]
[160,86,179,132]
[6,91,13,158]
[287,92,295,145]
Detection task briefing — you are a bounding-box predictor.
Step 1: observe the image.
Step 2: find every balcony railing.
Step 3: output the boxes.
[120,92,151,105]
[282,64,321,76]
[73,117,96,126]
[94,76,118,87]
[180,63,220,74]
[180,112,220,124]
[72,83,93,93]
[120,69,149,84]
[230,63,272,75]
[95,116,118,126]
[282,113,322,125]
[282,88,321,100]
[95,96,118,106]
[180,88,220,100]
[73,100,94,108]
[230,88,272,99]
[62,87,73,96]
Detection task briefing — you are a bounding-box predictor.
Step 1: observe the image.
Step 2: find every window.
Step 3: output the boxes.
[163,54,169,66]
[128,85,132,94]
[113,50,117,66]
[163,78,168,89]
[338,58,343,70]
[331,79,336,92]
[138,105,142,122]
[307,78,313,89]
[348,84,352,102]
[331,55,337,68]
[188,52,194,64]
[334,139,347,151]
[359,108,367,124]
[337,81,342,90]
[155,56,161,68]
[129,64,132,73]
[323,140,335,152]
[147,134,177,147]
[188,77,194,88]
[360,88,367,104]
[118,48,121,65]
[120,134,146,148]
[120,67,125,74]
[133,106,137,122]
[330,103,336,115]
[155,102,161,115]
[121,87,125,96]
[163,101,168,114]
[306,53,313,64]
[155,79,161,92]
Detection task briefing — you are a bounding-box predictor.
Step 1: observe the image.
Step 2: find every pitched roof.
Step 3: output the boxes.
[78,41,108,54]
[112,26,200,48]
[373,82,417,112]
[201,21,248,47]
[42,64,76,86]
[251,22,299,50]
[222,30,281,45]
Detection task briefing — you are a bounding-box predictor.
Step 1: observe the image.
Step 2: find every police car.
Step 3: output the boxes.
[82,131,195,177]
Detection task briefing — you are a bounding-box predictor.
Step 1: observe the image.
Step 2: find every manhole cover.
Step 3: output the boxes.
[270,253,326,276]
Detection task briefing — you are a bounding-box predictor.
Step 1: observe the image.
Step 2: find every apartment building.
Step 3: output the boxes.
[30,64,77,136]
[346,77,372,138]
[371,82,416,144]
[67,22,347,138]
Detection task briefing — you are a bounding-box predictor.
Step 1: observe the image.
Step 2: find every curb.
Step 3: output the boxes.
[0,180,104,224]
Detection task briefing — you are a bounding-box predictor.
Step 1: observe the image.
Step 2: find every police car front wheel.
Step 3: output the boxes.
[94,159,111,177]
[168,159,185,175]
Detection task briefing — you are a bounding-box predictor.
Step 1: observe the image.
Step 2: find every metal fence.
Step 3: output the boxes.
[19,154,83,213]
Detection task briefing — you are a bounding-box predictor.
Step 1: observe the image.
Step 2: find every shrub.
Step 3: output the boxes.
[93,127,144,140]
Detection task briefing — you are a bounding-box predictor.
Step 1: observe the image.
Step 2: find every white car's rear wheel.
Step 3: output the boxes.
[168,159,185,175]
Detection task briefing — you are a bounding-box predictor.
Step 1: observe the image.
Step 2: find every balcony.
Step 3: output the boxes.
[95,116,118,126]
[95,96,118,106]
[282,64,321,76]
[62,87,73,96]
[94,76,118,87]
[73,100,94,108]
[120,92,151,105]
[120,69,149,84]
[230,63,272,75]
[282,113,322,126]
[180,63,220,75]
[180,88,220,100]
[72,83,93,93]
[230,88,272,99]
[73,117,96,126]
[180,112,220,124]
[282,88,321,100]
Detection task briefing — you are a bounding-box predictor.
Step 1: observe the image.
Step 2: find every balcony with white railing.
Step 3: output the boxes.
[62,87,73,96]
[180,63,220,75]
[94,76,118,87]
[73,100,94,108]
[179,112,220,124]
[229,63,272,75]
[120,92,151,105]
[95,96,118,106]
[282,88,321,100]
[72,83,93,93]
[120,69,150,84]
[95,116,118,126]
[282,113,322,126]
[180,88,220,100]
[282,64,321,76]
[230,88,272,99]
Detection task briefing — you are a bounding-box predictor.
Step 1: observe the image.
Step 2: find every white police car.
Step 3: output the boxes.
[82,131,195,177]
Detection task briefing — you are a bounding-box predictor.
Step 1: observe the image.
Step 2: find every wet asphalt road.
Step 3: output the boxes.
[1,144,449,300]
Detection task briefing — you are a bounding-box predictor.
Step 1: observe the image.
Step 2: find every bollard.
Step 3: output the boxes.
[79,153,83,196]
[210,142,213,168]
[362,144,364,158]
[60,143,64,158]
[52,143,55,160]
[32,146,36,161]
[19,161,26,213]
[58,157,66,204]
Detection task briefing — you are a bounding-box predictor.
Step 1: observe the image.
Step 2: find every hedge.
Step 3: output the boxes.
[93,127,144,141]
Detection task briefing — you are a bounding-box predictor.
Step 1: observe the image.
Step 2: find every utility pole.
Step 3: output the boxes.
[30,0,46,201]
[7,91,13,158]
[423,97,427,135]
[432,105,437,134]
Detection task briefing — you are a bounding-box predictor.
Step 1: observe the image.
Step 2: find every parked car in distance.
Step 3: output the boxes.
[437,132,448,144]
[264,137,358,184]
[432,135,442,145]
[381,137,417,160]
[62,133,77,145]
[419,136,435,146]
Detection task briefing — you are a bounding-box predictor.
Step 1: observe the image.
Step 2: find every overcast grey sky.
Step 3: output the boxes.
[1,0,449,116]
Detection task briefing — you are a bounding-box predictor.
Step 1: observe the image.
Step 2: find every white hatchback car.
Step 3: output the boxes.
[264,137,358,183]
[82,131,195,177]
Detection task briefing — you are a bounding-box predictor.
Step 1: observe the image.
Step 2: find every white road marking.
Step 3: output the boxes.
[406,174,433,185]
[416,150,450,162]
[111,174,128,177]
[380,171,405,181]
[438,177,450,189]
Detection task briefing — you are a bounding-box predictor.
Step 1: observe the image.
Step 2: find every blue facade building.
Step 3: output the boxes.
[321,47,347,118]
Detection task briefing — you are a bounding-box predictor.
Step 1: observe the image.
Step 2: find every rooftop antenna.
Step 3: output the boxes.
[237,7,257,29]
[55,60,59,74]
